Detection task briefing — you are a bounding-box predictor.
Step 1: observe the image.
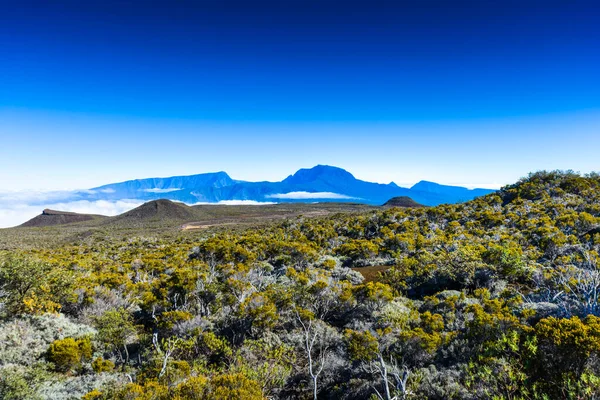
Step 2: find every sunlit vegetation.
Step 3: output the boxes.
[1,170,600,399]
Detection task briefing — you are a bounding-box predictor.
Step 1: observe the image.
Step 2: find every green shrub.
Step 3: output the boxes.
[91,357,114,373]
[47,336,92,373]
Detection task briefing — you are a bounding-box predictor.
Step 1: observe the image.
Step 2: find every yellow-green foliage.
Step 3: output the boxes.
[47,336,92,372]
[172,375,208,400]
[535,315,600,378]
[157,310,193,330]
[93,308,138,359]
[101,373,264,400]
[91,357,115,373]
[2,171,600,400]
[241,292,279,330]
[82,389,103,400]
[345,329,379,361]
[0,253,76,315]
[209,373,264,400]
[406,311,447,352]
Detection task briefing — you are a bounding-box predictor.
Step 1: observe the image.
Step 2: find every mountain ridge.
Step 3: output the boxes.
[72,165,495,206]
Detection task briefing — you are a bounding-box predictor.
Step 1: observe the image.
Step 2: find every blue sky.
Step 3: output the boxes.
[1,0,599,193]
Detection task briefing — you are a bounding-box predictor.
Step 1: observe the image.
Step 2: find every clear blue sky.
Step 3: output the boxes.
[1,0,599,191]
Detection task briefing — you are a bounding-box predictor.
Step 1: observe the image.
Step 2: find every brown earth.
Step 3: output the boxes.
[352,264,392,283]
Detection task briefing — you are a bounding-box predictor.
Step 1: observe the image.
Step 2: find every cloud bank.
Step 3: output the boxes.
[266,191,356,200]
[193,200,276,206]
[0,191,277,228]
[0,190,144,228]
[459,183,504,190]
[143,188,182,193]
[0,189,359,228]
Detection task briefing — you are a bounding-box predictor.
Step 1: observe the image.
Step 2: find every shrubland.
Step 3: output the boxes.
[1,170,600,399]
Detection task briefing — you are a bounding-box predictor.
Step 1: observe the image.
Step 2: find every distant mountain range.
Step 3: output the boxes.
[69,165,494,206]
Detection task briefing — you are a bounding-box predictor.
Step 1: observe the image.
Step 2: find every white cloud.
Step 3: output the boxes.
[0,192,144,228]
[142,188,181,193]
[266,191,356,200]
[218,200,275,205]
[0,189,282,228]
[0,189,81,204]
[193,200,276,206]
[43,199,144,216]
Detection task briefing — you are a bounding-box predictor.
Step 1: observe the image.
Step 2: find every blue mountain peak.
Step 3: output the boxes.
[283,165,356,184]
[411,180,441,191]
[78,165,495,206]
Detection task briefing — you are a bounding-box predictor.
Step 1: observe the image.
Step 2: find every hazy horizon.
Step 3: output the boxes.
[3,108,599,193]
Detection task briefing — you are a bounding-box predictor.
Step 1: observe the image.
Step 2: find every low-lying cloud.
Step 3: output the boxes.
[0,190,144,228]
[266,191,356,200]
[217,200,276,205]
[193,200,276,206]
[142,188,182,193]
[458,183,504,190]
[0,190,280,228]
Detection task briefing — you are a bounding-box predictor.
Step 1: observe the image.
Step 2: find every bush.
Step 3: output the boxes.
[0,365,38,400]
[172,376,208,400]
[37,373,127,400]
[209,373,264,400]
[0,253,75,316]
[91,358,114,373]
[47,336,92,373]
[534,315,600,380]
[0,314,95,367]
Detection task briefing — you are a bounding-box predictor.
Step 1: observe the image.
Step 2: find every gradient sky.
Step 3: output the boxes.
[1,0,599,191]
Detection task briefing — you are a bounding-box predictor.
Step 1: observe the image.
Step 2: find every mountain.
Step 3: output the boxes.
[411,180,494,203]
[90,172,236,203]
[70,165,495,206]
[20,209,106,227]
[383,196,425,208]
[282,165,357,186]
[111,199,198,224]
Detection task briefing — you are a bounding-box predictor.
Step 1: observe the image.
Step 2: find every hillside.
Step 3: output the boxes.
[19,209,106,227]
[410,180,494,202]
[2,171,599,400]
[382,196,424,208]
[110,199,198,223]
[0,201,374,249]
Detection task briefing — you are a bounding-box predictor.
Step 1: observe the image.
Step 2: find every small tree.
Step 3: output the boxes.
[295,309,335,400]
[345,328,410,400]
[0,252,75,316]
[94,308,138,363]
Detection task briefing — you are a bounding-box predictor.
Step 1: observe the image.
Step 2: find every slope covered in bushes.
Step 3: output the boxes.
[1,170,600,399]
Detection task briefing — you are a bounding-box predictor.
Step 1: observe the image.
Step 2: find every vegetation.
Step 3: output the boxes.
[1,170,600,399]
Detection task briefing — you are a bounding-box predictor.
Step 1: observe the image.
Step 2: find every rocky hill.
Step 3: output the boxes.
[382,196,424,208]
[19,209,105,227]
[110,199,199,223]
